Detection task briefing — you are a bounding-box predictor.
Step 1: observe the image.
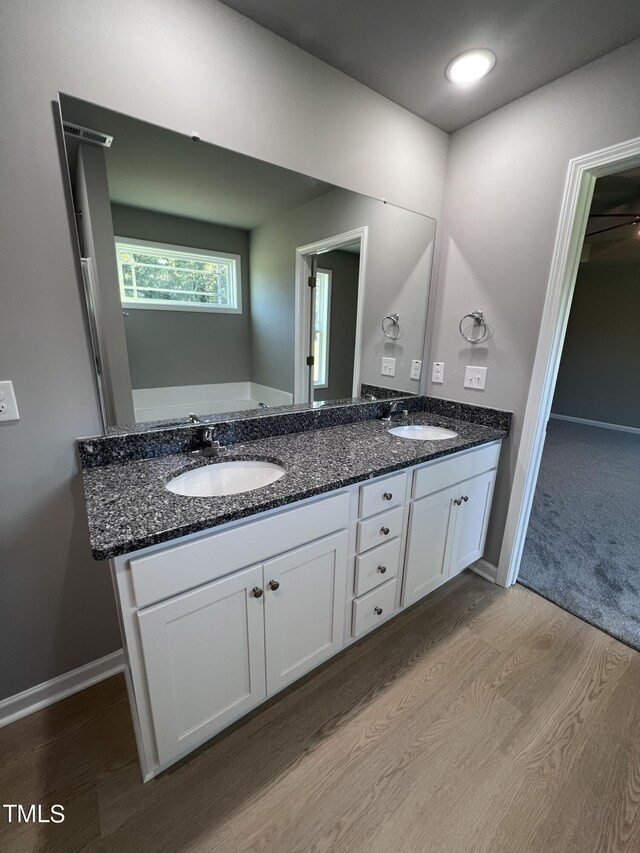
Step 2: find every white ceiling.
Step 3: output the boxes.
[219,0,640,132]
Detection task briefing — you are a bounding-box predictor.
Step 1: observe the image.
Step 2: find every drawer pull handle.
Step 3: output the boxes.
[252,587,264,598]
[268,580,280,591]
[462,495,469,502]
[380,526,390,535]
[454,498,463,506]
[383,492,393,501]
[374,606,383,616]
[378,565,387,574]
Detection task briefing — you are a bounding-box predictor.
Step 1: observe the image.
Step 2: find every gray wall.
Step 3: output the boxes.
[250,188,435,394]
[111,205,252,390]
[0,0,447,700]
[314,250,360,401]
[552,262,640,428]
[427,40,640,566]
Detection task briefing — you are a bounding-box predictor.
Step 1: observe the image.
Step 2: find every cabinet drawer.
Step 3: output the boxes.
[130,491,350,608]
[356,506,404,553]
[359,471,407,519]
[354,538,401,597]
[412,442,500,500]
[352,577,397,638]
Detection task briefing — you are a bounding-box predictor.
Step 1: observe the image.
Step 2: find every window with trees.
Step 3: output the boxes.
[115,238,241,313]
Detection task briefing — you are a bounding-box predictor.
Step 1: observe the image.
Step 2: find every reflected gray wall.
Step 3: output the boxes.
[111,205,252,389]
[552,262,640,428]
[0,0,447,701]
[314,250,359,401]
[250,188,434,394]
[76,147,135,423]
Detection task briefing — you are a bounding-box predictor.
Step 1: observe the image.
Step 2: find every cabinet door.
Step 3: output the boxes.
[138,564,266,766]
[448,470,496,577]
[264,531,348,695]
[402,485,458,607]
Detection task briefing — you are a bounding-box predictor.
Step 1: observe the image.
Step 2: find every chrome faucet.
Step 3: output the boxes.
[190,427,228,458]
[380,401,409,423]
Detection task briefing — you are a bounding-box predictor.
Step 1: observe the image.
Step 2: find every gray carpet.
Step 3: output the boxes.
[519,418,640,651]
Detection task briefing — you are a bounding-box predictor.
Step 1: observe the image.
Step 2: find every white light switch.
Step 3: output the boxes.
[0,381,20,422]
[381,357,396,377]
[432,362,444,384]
[464,366,487,390]
[410,360,422,380]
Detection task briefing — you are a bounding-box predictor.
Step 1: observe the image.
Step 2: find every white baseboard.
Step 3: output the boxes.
[471,559,499,584]
[550,413,640,435]
[0,649,125,729]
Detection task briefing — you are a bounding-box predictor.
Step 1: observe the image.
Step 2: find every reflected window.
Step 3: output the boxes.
[313,269,331,388]
[115,237,241,313]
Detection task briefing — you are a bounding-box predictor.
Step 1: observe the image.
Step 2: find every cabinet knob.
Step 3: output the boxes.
[268,579,280,591]
[378,565,387,574]
[252,586,264,598]
[454,498,463,506]
[462,495,469,502]
[383,492,393,501]
[380,526,390,536]
[374,606,383,616]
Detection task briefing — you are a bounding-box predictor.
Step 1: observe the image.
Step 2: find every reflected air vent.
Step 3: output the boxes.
[63,122,113,148]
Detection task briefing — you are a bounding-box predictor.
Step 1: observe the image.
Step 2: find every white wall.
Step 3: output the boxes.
[427,39,640,564]
[0,0,448,699]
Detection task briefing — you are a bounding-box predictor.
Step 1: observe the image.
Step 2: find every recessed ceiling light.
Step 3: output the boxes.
[445,49,496,85]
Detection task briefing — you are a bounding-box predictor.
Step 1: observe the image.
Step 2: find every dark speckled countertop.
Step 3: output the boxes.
[82,411,507,560]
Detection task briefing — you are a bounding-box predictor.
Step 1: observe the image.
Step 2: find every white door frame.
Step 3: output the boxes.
[294,227,368,403]
[498,136,640,588]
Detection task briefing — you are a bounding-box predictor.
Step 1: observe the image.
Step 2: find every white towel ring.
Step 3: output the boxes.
[382,313,400,340]
[459,310,488,343]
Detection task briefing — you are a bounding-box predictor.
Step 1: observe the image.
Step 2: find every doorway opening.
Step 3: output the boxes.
[518,165,640,648]
[294,228,367,404]
[498,135,640,650]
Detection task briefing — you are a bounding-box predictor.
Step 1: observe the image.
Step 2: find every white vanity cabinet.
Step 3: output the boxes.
[263,531,348,694]
[110,440,502,780]
[402,445,499,607]
[138,564,267,765]
[138,530,348,765]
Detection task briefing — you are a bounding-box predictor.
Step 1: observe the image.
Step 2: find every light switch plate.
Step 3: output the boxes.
[431,362,444,384]
[0,380,20,422]
[464,366,487,390]
[381,357,396,377]
[410,360,422,380]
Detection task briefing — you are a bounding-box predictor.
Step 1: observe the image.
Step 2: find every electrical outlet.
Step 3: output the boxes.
[0,381,20,422]
[464,366,487,390]
[410,360,422,380]
[432,362,444,384]
[381,357,396,377]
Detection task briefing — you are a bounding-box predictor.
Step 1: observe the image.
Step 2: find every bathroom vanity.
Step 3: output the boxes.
[78,397,510,780]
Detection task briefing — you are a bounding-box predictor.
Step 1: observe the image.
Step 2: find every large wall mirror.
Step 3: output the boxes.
[57,94,436,429]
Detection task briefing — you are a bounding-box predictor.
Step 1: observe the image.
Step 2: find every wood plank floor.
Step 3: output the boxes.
[1,571,639,853]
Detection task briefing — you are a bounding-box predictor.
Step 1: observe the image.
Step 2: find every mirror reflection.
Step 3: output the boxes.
[58,94,436,429]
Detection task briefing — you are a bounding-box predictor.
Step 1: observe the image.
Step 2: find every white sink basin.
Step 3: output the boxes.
[166,460,285,497]
[388,424,458,441]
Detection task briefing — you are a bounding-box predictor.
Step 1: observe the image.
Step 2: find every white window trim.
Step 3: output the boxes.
[314,268,332,390]
[114,236,242,314]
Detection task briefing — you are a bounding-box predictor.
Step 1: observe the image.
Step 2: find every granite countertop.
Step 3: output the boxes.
[82,412,507,560]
